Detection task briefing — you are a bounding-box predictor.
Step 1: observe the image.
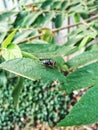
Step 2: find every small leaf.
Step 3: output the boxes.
[80,12,89,19]
[78,36,90,49]
[12,77,23,107]
[33,11,55,27]
[54,13,64,28]
[1,43,22,61]
[51,1,62,10]
[14,12,28,27]
[61,1,68,10]
[41,0,53,9]
[22,11,42,27]
[40,28,55,44]
[57,84,98,126]
[2,29,17,48]
[74,13,80,23]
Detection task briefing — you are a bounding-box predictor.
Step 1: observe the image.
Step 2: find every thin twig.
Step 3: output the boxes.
[81,18,96,33]
[0,8,67,14]
[16,14,98,44]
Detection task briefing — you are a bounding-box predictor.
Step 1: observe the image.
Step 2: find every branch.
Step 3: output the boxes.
[16,14,98,44]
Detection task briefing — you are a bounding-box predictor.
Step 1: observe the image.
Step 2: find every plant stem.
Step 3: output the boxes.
[16,14,98,44]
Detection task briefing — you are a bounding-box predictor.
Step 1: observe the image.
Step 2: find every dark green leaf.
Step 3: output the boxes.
[51,1,62,10]
[57,84,98,126]
[64,62,98,93]
[0,58,66,84]
[13,12,28,27]
[22,11,42,27]
[41,0,53,9]
[33,11,55,27]
[80,12,89,19]
[12,77,23,107]
[54,13,64,28]
[61,1,68,10]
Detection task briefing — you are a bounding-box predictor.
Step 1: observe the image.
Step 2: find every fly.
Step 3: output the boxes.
[40,59,56,68]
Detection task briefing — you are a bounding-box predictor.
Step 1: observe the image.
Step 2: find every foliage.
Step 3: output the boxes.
[0,0,98,128]
[0,72,70,129]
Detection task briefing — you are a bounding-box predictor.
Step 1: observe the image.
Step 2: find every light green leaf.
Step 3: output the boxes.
[0,11,17,21]
[2,43,22,61]
[64,62,98,94]
[57,84,98,126]
[0,58,66,84]
[13,30,37,43]
[2,29,17,48]
[66,50,98,68]
[74,13,80,23]
[69,4,85,13]
[78,36,90,49]
[19,43,73,58]
[40,28,55,44]
[22,11,42,27]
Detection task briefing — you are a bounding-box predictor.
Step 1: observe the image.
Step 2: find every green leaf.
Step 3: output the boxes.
[22,11,42,27]
[78,36,90,49]
[41,0,53,9]
[12,77,23,107]
[2,29,17,48]
[69,4,85,13]
[19,43,73,58]
[0,32,7,44]
[66,50,98,68]
[52,56,66,71]
[40,28,55,44]
[80,12,89,19]
[13,12,28,27]
[0,11,17,21]
[54,13,64,28]
[13,30,34,43]
[74,13,80,23]
[64,62,98,94]
[0,72,7,87]
[1,43,22,61]
[33,11,55,27]
[57,84,98,126]
[0,58,66,84]
[61,1,68,10]
[51,1,62,10]
[22,51,39,60]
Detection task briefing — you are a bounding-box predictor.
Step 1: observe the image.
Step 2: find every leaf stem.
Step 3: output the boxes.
[16,14,98,44]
